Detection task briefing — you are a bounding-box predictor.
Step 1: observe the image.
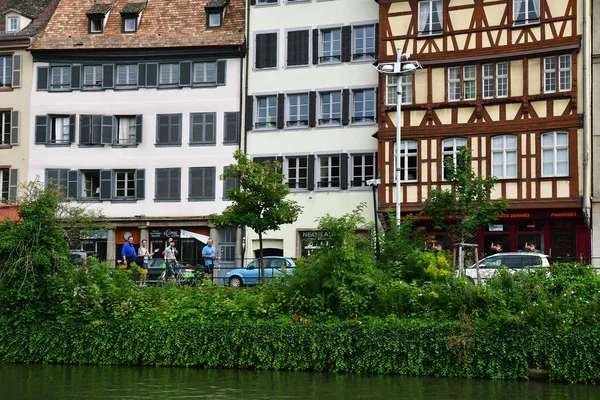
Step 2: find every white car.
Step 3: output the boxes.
[464,252,551,280]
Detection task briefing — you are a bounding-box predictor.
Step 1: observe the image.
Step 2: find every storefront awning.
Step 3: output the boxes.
[180,229,210,244]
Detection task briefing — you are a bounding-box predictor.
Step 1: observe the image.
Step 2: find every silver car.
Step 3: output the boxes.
[465,252,551,280]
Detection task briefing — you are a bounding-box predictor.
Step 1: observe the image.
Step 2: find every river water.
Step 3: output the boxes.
[1,364,599,399]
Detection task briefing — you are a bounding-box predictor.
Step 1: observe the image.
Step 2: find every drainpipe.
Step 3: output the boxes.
[240,0,252,267]
[582,0,591,230]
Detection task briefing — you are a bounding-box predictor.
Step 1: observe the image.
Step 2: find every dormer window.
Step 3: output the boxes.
[120,3,145,34]
[7,17,18,32]
[89,17,103,33]
[208,12,222,28]
[205,0,228,30]
[122,15,137,32]
[86,4,111,34]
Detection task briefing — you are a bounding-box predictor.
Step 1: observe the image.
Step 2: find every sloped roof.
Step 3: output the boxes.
[30,0,245,50]
[120,2,146,14]
[86,3,112,15]
[0,0,60,39]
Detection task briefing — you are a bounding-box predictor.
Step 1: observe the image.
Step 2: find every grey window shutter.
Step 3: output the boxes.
[173,168,181,200]
[287,30,309,66]
[102,64,114,88]
[250,0,256,4]
[224,112,240,144]
[253,156,276,164]
[374,23,380,59]
[307,155,315,191]
[67,170,79,199]
[276,93,285,130]
[245,96,253,131]
[179,61,191,86]
[10,110,19,145]
[79,115,91,144]
[340,153,349,190]
[137,63,146,87]
[99,170,112,200]
[155,168,168,199]
[11,54,21,88]
[216,60,227,85]
[69,115,76,143]
[35,115,47,144]
[135,169,145,199]
[146,63,158,87]
[342,89,350,125]
[312,29,319,65]
[91,115,102,143]
[341,26,352,62]
[8,168,18,202]
[37,66,49,91]
[136,114,143,143]
[205,167,216,200]
[177,114,183,144]
[308,91,316,128]
[71,65,81,89]
[101,115,114,144]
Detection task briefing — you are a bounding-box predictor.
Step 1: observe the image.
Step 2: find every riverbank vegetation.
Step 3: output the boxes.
[1,187,600,382]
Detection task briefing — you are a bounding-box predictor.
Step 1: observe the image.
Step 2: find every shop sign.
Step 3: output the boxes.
[149,228,181,239]
[488,224,504,232]
[299,230,330,257]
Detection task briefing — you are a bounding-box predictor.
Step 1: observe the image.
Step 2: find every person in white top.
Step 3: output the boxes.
[137,239,158,287]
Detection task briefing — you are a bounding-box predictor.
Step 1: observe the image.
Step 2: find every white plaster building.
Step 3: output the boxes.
[244,0,380,259]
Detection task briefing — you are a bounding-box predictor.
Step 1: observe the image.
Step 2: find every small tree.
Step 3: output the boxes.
[421,147,508,272]
[210,150,302,284]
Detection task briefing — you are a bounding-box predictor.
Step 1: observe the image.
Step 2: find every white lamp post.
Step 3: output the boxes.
[376,51,422,225]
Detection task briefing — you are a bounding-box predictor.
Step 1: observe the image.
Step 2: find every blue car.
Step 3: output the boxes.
[223,256,296,287]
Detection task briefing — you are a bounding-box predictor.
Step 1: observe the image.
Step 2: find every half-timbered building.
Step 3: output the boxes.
[376,0,590,260]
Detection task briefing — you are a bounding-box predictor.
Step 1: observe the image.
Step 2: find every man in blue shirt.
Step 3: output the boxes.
[202,239,218,275]
[121,235,137,267]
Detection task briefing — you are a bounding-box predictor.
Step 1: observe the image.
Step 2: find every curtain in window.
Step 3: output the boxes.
[419,2,430,33]
[432,0,442,32]
[514,0,525,22]
[528,0,539,20]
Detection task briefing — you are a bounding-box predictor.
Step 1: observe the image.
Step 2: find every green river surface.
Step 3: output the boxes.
[1,364,599,399]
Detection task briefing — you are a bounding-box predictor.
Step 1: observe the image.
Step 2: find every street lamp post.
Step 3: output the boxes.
[376,51,422,226]
[367,178,381,260]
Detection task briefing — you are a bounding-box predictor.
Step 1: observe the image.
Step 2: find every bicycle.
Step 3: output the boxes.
[157,265,197,287]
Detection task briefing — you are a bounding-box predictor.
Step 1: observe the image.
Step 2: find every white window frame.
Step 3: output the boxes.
[83,65,102,89]
[81,170,100,199]
[491,135,517,179]
[50,116,70,144]
[0,168,8,201]
[255,95,278,130]
[350,153,375,188]
[115,170,136,198]
[352,24,376,61]
[317,154,341,190]
[351,88,376,125]
[482,62,509,99]
[208,12,222,28]
[418,0,442,36]
[256,0,279,5]
[286,93,309,128]
[193,62,216,84]
[1,111,10,145]
[396,140,418,182]
[541,131,569,177]
[286,156,308,191]
[319,27,342,64]
[448,66,461,101]
[7,17,19,32]
[50,66,71,91]
[123,17,137,32]
[543,56,556,93]
[463,65,476,101]
[318,91,342,126]
[496,62,509,98]
[513,0,540,26]
[442,137,467,180]
[89,18,103,33]
[385,75,412,105]
[0,56,12,87]
[159,63,179,86]
[116,116,137,145]
[558,54,572,92]
[116,65,137,87]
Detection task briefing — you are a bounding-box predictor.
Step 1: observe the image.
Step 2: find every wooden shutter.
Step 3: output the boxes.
[69,115,76,143]
[276,93,285,130]
[91,115,102,144]
[245,95,254,131]
[67,170,79,199]
[10,110,19,145]
[340,153,349,190]
[37,66,49,91]
[173,168,181,200]
[216,60,227,85]
[99,170,113,200]
[102,64,114,88]
[307,155,315,191]
[101,115,114,144]
[224,112,240,144]
[155,168,168,199]
[312,29,319,65]
[256,33,277,69]
[341,26,352,62]
[135,169,145,199]
[137,63,146,87]
[79,115,91,145]
[179,61,191,86]
[287,30,309,66]
[374,23,380,59]
[11,54,21,88]
[205,167,216,200]
[342,89,351,125]
[8,168,18,202]
[308,91,316,128]
[135,115,143,143]
[176,114,182,144]
[35,115,47,144]
[146,63,158,87]
[71,64,81,89]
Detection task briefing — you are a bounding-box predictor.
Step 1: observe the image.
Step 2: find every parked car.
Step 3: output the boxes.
[464,252,551,280]
[145,258,197,285]
[223,256,296,287]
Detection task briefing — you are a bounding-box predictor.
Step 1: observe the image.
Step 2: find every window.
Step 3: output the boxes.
[397,140,418,181]
[116,116,137,145]
[0,56,12,87]
[448,65,476,101]
[385,75,412,105]
[513,0,540,25]
[1,111,9,145]
[350,153,375,188]
[255,95,277,129]
[442,138,467,180]
[81,170,100,199]
[190,113,216,145]
[287,156,308,190]
[123,16,137,32]
[208,12,222,28]
[222,166,239,201]
[116,65,138,88]
[418,0,442,35]
[255,32,277,69]
[0,168,8,201]
[115,170,136,198]
[352,89,376,124]
[46,169,68,196]
[155,168,181,201]
[51,116,71,144]
[98,169,144,200]
[7,17,19,32]
[482,62,508,99]
[193,62,216,84]
[160,63,179,86]
[256,0,278,4]
[189,167,215,201]
[223,112,240,144]
[319,91,342,126]
[156,114,182,145]
[287,93,309,127]
[50,66,71,91]
[491,135,517,179]
[83,65,103,89]
[287,30,309,67]
[79,115,102,145]
[89,17,103,33]
[541,131,568,176]
[318,155,341,189]
[352,25,375,61]
[35,115,74,145]
[320,28,342,63]
[544,55,572,93]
